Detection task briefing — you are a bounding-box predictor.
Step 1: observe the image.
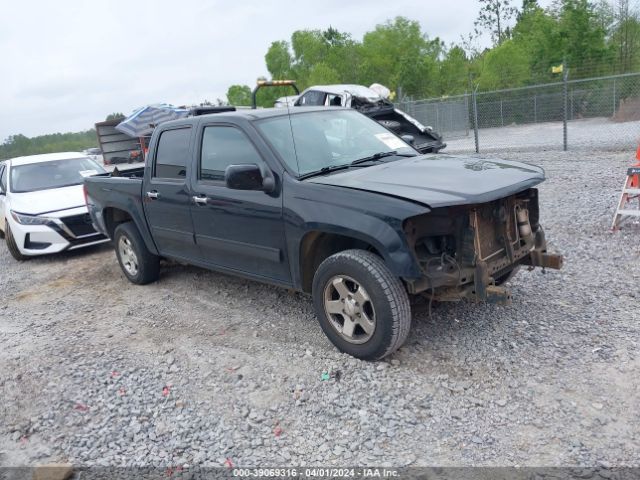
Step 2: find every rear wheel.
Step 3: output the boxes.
[312,249,411,360]
[114,222,160,285]
[5,223,28,261]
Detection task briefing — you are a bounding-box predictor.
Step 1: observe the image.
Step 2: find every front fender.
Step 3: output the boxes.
[295,216,420,279]
[283,178,428,289]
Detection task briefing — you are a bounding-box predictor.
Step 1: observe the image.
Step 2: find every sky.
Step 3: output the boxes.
[0,0,552,141]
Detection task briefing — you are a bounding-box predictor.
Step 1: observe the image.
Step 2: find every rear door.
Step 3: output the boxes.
[189,122,291,283]
[143,125,200,260]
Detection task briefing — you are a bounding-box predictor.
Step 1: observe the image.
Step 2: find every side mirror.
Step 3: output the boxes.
[225,164,275,193]
[400,134,415,145]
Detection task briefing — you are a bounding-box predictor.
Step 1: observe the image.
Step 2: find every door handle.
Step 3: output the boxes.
[146,191,159,199]
[193,195,208,206]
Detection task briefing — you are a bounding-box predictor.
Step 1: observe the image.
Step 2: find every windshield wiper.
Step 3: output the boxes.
[298,151,417,180]
[350,150,417,167]
[298,164,351,180]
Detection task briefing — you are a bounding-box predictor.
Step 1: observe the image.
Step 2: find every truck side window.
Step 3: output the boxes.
[154,127,191,179]
[299,91,325,106]
[327,94,342,106]
[200,127,263,182]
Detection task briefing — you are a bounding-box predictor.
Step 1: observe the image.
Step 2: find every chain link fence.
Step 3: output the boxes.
[397,72,640,154]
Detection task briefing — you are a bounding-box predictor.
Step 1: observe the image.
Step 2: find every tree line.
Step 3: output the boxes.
[0,131,97,161]
[228,0,640,106]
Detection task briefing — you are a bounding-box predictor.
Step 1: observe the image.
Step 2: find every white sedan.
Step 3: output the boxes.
[0,152,110,260]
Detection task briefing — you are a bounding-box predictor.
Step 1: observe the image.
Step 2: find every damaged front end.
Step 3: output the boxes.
[403,188,563,304]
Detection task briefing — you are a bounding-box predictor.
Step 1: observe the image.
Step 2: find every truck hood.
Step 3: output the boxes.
[307,154,545,208]
[9,184,87,216]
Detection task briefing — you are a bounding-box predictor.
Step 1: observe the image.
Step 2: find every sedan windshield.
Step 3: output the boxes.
[256,109,416,177]
[10,157,105,193]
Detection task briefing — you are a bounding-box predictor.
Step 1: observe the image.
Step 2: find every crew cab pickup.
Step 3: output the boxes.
[84,107,562,360]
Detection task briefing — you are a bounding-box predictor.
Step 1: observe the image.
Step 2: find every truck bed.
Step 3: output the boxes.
[84,168,147,241]
[98,166,145,179]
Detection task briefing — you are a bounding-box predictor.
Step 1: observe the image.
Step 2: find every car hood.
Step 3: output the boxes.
[307,154,545,208]
[9,184,87,216]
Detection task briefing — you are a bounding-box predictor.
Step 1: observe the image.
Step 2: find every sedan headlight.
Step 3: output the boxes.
[10,211,54,226]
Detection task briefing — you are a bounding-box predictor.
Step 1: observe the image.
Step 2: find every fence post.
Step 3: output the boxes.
[562,62,568,151]
[534,95,537,123]
[465,91,470,136]
[570,90,573,120]
[472,90,480,153]
[612,77,616,116]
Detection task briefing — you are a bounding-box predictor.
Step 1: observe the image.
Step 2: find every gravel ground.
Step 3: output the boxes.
[0,149,639,470]
[445,117,640,154]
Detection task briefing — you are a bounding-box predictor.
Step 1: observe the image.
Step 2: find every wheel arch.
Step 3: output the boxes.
[102,207,158,255]
[298,227,416,293]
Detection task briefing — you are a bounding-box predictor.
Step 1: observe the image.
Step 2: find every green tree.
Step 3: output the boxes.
[105,112,125,121]
[554,0,614,77]
[359,17,441,96]
[438,46,470,95]
[265,40,293,79]
[307,63,341,85]
[610,0,640,73]
[512,3,562,82]
[474,0,519,45]
[285,27,359,87]
[0,130,98,160]
[476,40,531,89]
[226,84,252,106]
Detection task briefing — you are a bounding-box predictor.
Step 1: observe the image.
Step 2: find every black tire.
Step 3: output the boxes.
[113,222,160,285]
[5,223,28,261]
[312,249,411,360]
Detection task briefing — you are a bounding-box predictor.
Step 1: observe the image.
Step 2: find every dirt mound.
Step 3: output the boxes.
[613,97,640,122]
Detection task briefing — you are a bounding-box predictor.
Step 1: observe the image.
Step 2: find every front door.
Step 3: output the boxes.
[143,125,199,261]
[190,124,291,284]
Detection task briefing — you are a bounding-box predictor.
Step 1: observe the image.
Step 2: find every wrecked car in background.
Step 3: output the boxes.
[293,84,446,154]
[255,80,446,154]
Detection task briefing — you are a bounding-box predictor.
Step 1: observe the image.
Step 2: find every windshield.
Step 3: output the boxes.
[256,110,416,176]
[10,157,106,193]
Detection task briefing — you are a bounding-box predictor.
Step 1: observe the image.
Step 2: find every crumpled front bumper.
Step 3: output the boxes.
[472,227,563,305]
[405,190,563,304]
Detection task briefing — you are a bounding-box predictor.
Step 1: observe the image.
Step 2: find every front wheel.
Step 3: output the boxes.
[312,249,411,360]
[114,222,160,285]
[5,222,28,261]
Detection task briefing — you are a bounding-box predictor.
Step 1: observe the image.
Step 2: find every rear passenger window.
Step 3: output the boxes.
[200,126,263,182]
[154,127,191,179]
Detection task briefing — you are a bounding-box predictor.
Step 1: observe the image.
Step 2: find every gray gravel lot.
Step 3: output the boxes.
[445,117,640,153]
[0,149,639,469]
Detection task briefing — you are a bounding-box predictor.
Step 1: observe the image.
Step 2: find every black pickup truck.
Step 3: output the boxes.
[84,107,562,360]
